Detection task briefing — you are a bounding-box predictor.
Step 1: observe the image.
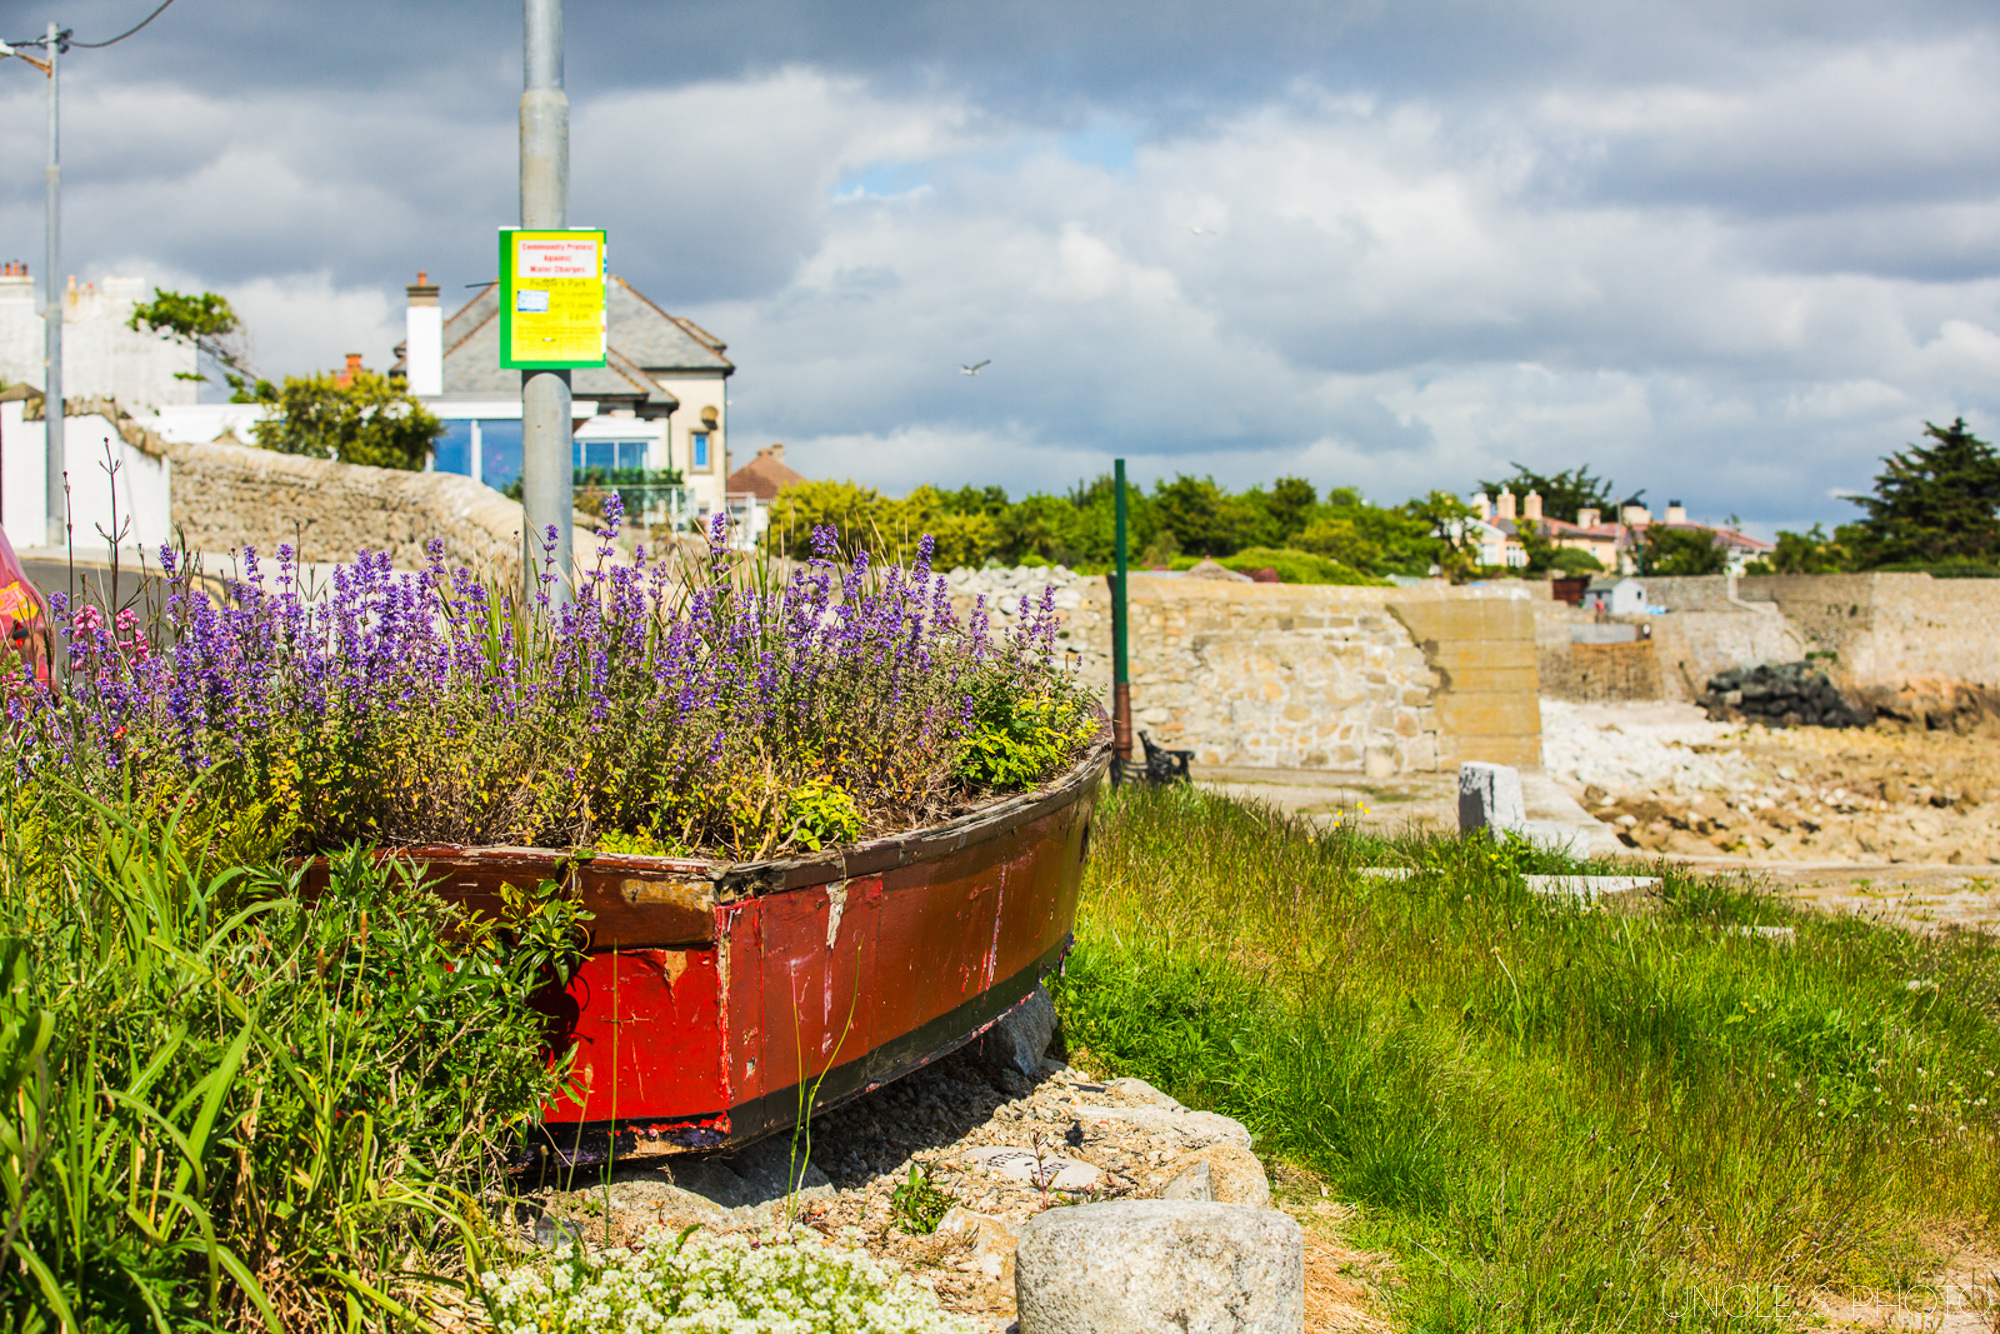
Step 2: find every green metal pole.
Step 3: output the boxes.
[1112,459,1131,766]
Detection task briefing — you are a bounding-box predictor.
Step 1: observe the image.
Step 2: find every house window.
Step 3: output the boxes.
[692,432,710,469]
[575,440,651,473]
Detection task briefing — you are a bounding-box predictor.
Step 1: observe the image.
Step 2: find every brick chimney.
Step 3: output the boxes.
[1496,489,1517,522]
[337,353,363,388]
[1665,499,1687,524]
[1577,507,1600,528]
[760,442,784,462]
[405,270,442,396]
[1523,490,1542,522]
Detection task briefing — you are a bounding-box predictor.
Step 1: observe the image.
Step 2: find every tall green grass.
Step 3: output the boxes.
[1053,785,2000,1333]
[0,792,574,1331]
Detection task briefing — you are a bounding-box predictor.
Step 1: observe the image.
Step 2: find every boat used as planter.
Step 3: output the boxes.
[314,736,1109,1158]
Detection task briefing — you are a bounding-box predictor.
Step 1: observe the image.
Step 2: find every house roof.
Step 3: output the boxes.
[1621,521,1774,554]
[422,276,731,414]
[727,447,805,501]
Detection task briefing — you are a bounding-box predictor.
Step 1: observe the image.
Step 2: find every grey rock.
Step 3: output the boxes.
[1459,761,1526,836]
[1016,1200,1304,1333]
[1074,1104,1253,1150]
[979,984,1060,1079]
[1161,1161,1214,1201]
[1105,1076,1182,1109]
[1164,1144,1272,1208]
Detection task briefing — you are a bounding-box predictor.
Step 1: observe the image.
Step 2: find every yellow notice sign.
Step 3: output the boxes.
[499,229,606,369]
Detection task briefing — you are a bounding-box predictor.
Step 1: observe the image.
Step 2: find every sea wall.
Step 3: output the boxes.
[953,571,1544,773]
[1534,572,2000,703]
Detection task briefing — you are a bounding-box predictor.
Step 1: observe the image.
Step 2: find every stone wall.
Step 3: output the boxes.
[168,438,598,586]
[1737,573,2000,691]
[956,571,1544,773]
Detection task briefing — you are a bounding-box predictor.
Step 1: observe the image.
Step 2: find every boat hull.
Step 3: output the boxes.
[327,743,1107,1155]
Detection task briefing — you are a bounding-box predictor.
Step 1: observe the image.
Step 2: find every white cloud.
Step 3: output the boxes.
[1,26,1998,531]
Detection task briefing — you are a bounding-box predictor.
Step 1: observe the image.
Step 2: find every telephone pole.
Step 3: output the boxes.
[519,0,572,597]
[43,19,62,547]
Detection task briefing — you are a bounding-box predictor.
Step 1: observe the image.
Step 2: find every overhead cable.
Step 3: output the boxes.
[71,0,183,49]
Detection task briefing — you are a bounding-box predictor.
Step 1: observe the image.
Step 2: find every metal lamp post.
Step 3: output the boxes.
[520,0,572,598]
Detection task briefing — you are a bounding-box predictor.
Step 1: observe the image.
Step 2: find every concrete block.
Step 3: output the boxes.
[1016,1200,1304,1334]
[1459,762,1527,836]
[1434,692,1543,738]
[1523,874,1660,907]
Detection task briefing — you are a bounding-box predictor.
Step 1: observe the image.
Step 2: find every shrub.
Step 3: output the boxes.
[1215,547,1388,586]
[251,369,443,471]
[7,509,1097,861]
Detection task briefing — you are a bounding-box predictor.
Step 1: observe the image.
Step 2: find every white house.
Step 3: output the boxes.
[0,267,197,410]
[1584,576,1648,616]
[0,390,175,553]
[399,272,735,527]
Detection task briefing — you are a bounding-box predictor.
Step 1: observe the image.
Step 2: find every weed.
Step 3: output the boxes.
[1053,783,2000,1334]
[889,1164,956,1235]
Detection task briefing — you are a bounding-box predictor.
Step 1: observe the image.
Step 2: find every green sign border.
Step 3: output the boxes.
[498,227,608,371]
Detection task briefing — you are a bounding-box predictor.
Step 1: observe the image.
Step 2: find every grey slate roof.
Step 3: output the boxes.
[435,277,731,413]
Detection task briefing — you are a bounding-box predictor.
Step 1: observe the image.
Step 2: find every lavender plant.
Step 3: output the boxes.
[7,504,1099,860]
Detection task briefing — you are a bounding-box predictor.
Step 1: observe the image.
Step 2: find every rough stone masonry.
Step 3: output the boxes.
[949,566,1544,774]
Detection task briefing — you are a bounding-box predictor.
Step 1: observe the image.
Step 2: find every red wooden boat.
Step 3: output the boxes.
[351,737,1109,1157]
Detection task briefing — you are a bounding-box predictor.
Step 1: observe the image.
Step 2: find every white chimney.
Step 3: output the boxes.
[405,271,442,396]
[1665,500,1687,524]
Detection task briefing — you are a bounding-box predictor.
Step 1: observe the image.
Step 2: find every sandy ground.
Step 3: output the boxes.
[1195,704,2000,934]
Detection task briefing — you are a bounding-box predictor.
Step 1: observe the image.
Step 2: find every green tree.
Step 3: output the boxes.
[1548,547,1605,575]
[1153,475,1235,557]
[1638,525,1726,576]
[1474,463,1619,524]
[766,479,894,560]
[1843,418,2000,567]
[1765,523,1852,574]
[1266,476,1317,538]
[1398,490,1479,581]
[892,486,999,568]
[127,288,275,401]
[251,370,443,471]
[1293,516,1381,571]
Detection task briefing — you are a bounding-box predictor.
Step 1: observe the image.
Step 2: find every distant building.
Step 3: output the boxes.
[398,272,735,522]
[0,267,196,410]
[726,443,804,502]
[1472,490,1773,575]
[1585,576,1648,616]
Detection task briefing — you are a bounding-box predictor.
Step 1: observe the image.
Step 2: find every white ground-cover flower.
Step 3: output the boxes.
[480,1226,981,1334]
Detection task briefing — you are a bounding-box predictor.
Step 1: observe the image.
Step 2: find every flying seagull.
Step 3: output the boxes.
[960,360,991,376]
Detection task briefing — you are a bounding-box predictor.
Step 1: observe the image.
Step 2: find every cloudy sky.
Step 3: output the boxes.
[3,0,1998,533]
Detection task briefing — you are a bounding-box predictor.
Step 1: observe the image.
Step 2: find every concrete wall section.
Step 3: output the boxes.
[1388,596,1543,767]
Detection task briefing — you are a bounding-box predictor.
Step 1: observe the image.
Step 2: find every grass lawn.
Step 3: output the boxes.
[1052,784,1999,1333]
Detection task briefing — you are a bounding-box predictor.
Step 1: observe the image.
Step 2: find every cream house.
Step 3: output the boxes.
[399,272,735,522]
